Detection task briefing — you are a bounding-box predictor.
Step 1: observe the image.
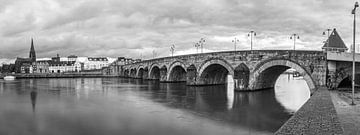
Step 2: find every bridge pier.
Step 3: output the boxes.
[234,79,249,91]
[186,65,197,85]
[159,67,167,82]
[142,69,149,79]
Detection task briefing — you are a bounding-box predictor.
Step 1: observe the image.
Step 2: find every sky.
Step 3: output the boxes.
[0,0,359,64]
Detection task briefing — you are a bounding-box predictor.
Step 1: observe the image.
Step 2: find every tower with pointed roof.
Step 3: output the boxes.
[29,38,36,62]
[322,28,348,52]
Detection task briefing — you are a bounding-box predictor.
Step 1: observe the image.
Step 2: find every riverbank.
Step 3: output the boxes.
[330,89,360,135]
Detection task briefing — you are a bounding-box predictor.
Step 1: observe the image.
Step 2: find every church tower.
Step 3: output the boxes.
[29,38,36,62]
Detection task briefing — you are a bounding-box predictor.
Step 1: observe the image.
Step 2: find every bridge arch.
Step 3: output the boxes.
[250,59,316,92]
[137,66,149,79]
[334,67,360,88]
[198,58,234,85]
[167,61,187,82]
[149,64,161,80]
[124,69,130,77]
[130,68,137,78]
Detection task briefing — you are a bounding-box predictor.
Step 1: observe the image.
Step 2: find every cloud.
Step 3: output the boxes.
[0,0,358,63]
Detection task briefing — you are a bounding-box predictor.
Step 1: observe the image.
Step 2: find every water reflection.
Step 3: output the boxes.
[275,74,310,113]
[227,75,234,110]
[30,90,37,113]
[0,77,309,135]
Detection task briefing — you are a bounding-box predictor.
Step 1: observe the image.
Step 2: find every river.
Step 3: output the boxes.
[0,74,309,135]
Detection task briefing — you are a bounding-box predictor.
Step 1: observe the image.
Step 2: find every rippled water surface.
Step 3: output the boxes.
[0,74,309,135]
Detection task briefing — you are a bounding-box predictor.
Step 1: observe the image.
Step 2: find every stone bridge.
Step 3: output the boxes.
[118,50,327,92]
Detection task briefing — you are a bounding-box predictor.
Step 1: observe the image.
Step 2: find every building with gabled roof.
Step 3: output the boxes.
[322,28,348,52]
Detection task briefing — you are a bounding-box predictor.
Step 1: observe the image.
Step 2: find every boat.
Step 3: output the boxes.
[3,76,16,80]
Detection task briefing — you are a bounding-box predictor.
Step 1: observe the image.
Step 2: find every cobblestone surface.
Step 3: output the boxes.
[275,87,343,135]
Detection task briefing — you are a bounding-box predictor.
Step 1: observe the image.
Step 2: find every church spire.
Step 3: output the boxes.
[29,38,36,62]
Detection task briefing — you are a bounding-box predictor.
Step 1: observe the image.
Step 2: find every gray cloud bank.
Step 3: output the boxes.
[0,0,357,64]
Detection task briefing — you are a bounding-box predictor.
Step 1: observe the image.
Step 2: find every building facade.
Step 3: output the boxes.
[83,57,109,70]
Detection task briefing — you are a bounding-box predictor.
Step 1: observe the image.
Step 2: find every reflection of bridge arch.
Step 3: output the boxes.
[198,58,234,85]
[167,61,187,82]
[250,59,316,92]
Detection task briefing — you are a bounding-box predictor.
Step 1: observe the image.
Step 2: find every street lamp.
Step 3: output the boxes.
[170,44,175,57]
[290,34,300,51]
[323,29,332,89]
[248,31,256,50]
[323,29,332,52]
[199,38,205,53]
[194,43,200,53]
[351,1,359,105]
[232,37,240,52]
[232,37,240,61]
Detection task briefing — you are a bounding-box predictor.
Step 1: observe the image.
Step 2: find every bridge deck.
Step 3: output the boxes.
[131,50,323,63]
[275,87,343,135]
[327,51,360,62]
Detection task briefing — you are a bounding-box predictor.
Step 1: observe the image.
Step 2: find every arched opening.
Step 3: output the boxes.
[234,63,250,90]
[253,65,290,90]
[251,60,315,92]
[199,64,229,85]
[338,77,351,88]
[124,69,129,77]
[150,66,161,80]
[252,60,314,113]
[130,68,137,78]
[337,74,360,88]
[137,68,145,79]
[168,66,186,82]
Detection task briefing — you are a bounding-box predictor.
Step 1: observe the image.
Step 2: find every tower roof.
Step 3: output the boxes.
[322,29,348,50]
[29,38,36,61]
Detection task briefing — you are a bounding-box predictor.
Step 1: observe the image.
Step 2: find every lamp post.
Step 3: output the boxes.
[290,34,300,51]
[199,38,205,53]
[248,31,256,50]
[232,37,239,52]
[323,29,332,52]
[351,1,359,105]
[194,43,200,53]
[323,29,332,89]
[232,37,240,60]
[170,44,175,57]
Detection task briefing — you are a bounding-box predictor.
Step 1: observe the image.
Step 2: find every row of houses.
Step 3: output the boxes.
[27,55,116,74]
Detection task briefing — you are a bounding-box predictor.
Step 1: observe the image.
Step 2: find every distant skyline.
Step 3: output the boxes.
[0,0,359,64]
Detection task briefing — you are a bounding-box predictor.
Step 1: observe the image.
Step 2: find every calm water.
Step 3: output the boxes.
[0,74,309,135]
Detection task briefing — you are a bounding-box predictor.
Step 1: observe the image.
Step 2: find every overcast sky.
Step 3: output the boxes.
[0,0,358,64]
